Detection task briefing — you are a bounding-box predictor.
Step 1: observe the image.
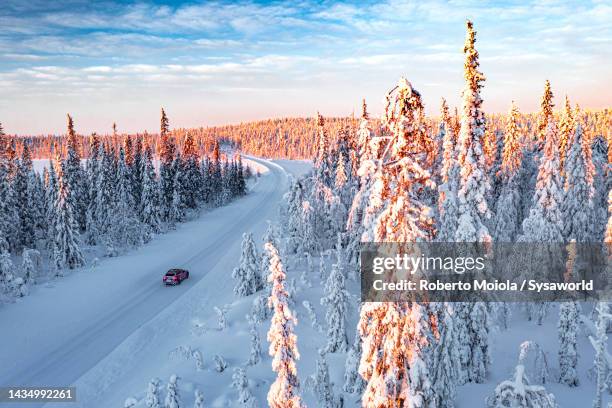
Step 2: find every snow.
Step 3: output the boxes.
[0,157,293,408]
[6,156,611,408]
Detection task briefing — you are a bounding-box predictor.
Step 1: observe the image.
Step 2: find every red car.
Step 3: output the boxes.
[163,269,189,285]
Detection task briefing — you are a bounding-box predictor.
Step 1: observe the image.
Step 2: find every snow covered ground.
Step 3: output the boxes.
[0,157,293,408]
[4,156,609,408]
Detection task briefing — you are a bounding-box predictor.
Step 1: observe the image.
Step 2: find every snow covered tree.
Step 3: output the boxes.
[265,243,305,408]
[247,318,262,366]
[314,112,332,187]
[537,80,554,146]
[232,367,257,407]
[159,108,176,221]
[562,123,594,242]
[145,378,161,408]
[21,248,39,285]
[164,375,181,408]
[181,132,201,209]
[193,390,204,408]
[558,96,574,174]
[140,146,161,234]
[233,233,263,296]
[455,20,491,243]
[108,148,143,250]
[213,354,227,372]
[468,301,490,383]
[372,78,435,243]
[53,157,85,271]
[430,303,458,408]
[313,350,335,408]
[343,328,366,394]
[592,302,611,408]
[64,114,85,230]
[321,260,349,353]
[486,365,558,408]
[0,237,15,294]
[558,300,580,386]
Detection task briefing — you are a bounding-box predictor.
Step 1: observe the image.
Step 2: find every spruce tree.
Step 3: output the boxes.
[321,260,349,353]
[265,243,305,408]
[558,301,580,386]
[159,108,175,220]
[53,156,85,270]
[313,350,335,408]
[233,232,263,296]
[164,375,181,408]
[561,123,594,242]
[64,114,85,230]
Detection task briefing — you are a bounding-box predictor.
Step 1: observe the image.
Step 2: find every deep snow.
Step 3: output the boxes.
[2,157,609,408]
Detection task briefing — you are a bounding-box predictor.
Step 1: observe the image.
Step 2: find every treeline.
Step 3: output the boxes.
[0,109,249,301]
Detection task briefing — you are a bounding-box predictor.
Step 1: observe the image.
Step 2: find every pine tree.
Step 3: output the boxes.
[0,237,15,294]
[64,114,85,230]
[247,318,262,366]
[321,260,349,353]
[592,302,610,408]
[14,142,36,248]
[313,350,335,408]
[145,378,161,408]
[430,303,458,408]
[455,20,491,243]
[561,123,594,242]
[373,78,435,243]
[265,243,305,408]
[182,132,200,209]
[164,375,181,408]
[159,108,176,220]
[140,146,161,234]
[536,80,554,145]
[109,148,143,249]
[558,301,579,386]
[343,328,366,394]
[233,233,263,296]
[232,367,257,407]
[193,390,204,408]
[558,96,574,174]
[53,156,85,271]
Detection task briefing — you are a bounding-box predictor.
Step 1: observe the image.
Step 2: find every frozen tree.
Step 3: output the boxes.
[233,233,263,296]
[343,328,366,394]
[214,306,227,330]
[159,108,176,221]
[558,301,580,386]
[164,375,180,408]
[536,80,554,146]
[265,243,305,408]
[592,302,610,408]
[430,303,458,408]
[232,367,257,407]
[192,349,204,371]
[0,237,15,294]
[213,354,227,372]
[372,78,435,243]
[21,248,39,285]
[493,101,524,242]
[285,180,305,254]
[140,146,161,234]
[302,300,323,333]
[486,365,558,408]
[313,350,335,408]
[468,301,490,383]
[437,163,460,242]
[359,300,435,407]
[455,20,491,243]
[562,123,594,242]
[247,318,262,366]
[145,378,161,408]
[251,294,270,323]
[558,96,574,173]
[321,261,349,353]
[193,390,204,408]
[64,114,85,230]
[53,157,85,270]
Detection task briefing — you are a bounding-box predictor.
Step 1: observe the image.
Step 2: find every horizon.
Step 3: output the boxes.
[1,0,610,136]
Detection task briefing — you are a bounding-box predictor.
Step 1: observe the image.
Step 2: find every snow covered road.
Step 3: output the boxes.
[0,157,295,407]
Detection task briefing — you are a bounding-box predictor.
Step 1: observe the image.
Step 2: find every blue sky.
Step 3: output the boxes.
[1,0,610,135]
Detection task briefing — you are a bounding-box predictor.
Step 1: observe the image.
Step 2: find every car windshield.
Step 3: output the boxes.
[165,271,176,276]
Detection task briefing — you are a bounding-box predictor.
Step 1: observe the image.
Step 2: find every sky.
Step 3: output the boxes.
[0,0,610,135]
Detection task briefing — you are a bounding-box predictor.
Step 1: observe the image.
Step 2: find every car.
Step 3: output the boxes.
[163,268,190,285]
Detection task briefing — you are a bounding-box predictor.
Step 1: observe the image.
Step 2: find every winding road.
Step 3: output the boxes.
[0,158,291,407]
